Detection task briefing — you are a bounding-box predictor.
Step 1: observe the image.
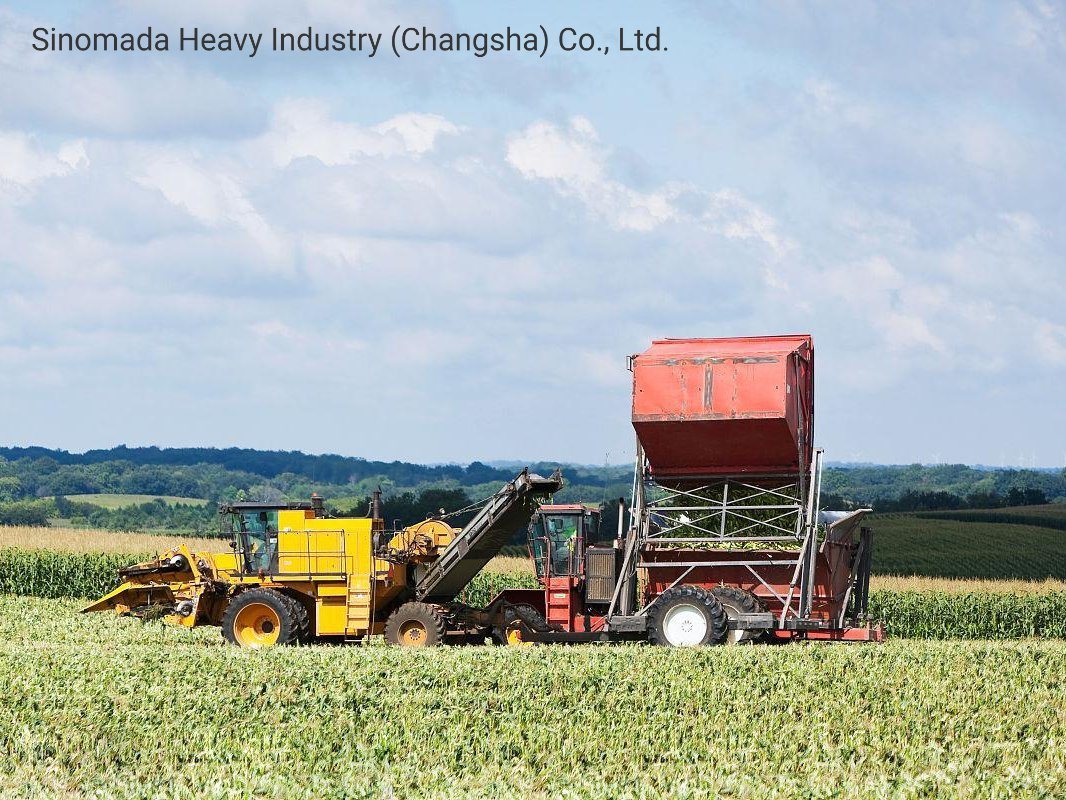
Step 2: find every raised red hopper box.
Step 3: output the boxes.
[631,335,814,480]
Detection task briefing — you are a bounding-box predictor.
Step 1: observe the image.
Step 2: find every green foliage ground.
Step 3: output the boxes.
[1,595,1063,799]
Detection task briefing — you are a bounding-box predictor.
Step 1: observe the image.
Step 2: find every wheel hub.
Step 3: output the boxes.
[662,603,707,647]
[233,602,282,648]
[399,620,429,646]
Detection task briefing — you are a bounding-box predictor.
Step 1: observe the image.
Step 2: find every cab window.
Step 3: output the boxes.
[240,510,279,573]
[544,514,580,576]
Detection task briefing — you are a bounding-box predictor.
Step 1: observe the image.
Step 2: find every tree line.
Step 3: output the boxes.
[0,445,625,488]
[0,446,1063,533]
[822,487,1052,513]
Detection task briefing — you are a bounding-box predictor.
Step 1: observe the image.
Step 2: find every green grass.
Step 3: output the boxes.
[64,493,207,509]
[871,513,1066,579]
[0,595,1062,799]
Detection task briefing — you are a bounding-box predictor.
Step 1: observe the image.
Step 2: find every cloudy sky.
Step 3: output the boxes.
[1,1,1064,467]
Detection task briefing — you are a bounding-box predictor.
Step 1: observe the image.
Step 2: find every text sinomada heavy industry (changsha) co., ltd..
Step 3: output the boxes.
[32,25,666,58]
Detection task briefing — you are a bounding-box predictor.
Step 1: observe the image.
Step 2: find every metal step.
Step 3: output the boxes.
[416,469,562,602]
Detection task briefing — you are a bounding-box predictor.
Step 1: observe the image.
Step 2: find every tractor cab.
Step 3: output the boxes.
[219,498,321,574]
[528,505,600,580]
[486,502,628,638]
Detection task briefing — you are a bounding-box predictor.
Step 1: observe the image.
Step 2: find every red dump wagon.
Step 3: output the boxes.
[488,334,880,646]
[625,335,879,643]
[631,335,813,480]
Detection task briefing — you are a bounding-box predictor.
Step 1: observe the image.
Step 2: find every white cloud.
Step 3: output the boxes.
[1034,322,1066,365]
[1,2,1064,464]
[506,116,681,233]
[261,100,460,167]
[506,116,790,259]
[134,152,288,263]
[0,132,87,189]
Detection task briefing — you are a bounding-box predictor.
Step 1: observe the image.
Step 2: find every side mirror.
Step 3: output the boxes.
[228,540,237,550]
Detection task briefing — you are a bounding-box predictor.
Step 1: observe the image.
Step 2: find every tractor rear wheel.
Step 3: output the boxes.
[647,585,728,647]
[710,586,766,645]
[222,588,303,648]
[496,604,549,646]
[385,602,447,647]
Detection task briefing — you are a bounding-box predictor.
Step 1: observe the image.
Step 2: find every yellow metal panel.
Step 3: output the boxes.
[274,513,375,577]
[316,598,348,636]
[209,552,240,572]
[314,582,348,597]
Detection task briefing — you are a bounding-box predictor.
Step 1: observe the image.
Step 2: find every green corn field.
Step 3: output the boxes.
[0,594,1062,799]
[1,547,1064,640]
[0,547,1063,797]
[0,548,142,599]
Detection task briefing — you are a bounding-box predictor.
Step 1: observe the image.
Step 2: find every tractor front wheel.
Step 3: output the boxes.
[385,602,447,647]
[647,585,729,647]
[222,588,304,648]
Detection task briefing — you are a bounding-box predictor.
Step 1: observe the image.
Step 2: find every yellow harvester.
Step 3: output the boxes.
[83,470,561,647]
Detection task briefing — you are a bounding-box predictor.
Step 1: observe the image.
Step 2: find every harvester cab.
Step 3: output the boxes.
[478,502,636,644]
[528,504,600,579]
[219,500,315,575]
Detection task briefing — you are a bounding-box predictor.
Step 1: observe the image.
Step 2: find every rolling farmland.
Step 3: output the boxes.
[870,512,1066,579]
[63,493,208,509]
[0,508,1064,796]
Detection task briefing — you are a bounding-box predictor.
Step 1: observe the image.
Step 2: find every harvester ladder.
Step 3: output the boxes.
[345,573,373,636]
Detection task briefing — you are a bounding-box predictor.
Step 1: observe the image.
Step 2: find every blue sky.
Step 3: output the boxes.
[1,1,1064,467]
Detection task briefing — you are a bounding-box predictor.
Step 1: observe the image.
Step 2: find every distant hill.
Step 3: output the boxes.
[821,462,1066,506]
[0,445,524,486]
[0,445,1062,509]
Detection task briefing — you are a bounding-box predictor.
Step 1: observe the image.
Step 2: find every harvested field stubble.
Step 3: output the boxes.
[0,596,1063,799]
[0,524,221,554]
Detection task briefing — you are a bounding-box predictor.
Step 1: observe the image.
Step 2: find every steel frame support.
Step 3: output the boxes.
[634,449,828,631]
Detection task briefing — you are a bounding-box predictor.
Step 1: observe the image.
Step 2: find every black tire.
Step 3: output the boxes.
[710,586,766,645]
[647,585,728,647]
[221,588,303,648]
[278,591,313,644]
[494,604,550,645]
[385,602,447,647]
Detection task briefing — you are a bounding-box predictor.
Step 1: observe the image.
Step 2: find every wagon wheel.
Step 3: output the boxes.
[647,586,729,647]
[711,586,766,645]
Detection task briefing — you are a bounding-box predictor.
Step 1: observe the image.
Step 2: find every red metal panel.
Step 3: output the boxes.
[631,335,813,479]
[641,547,843,623]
